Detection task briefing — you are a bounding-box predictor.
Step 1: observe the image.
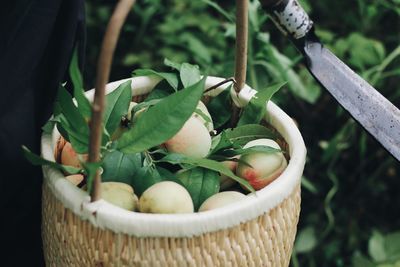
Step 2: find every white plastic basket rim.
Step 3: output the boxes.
[41,76,307,238]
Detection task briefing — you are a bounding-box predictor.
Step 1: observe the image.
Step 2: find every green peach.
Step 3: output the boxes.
[198,191,246,212]
[164,116,211,158]
[101,182,134,194]
[101,182,138,211]
[139,181,194,214]
[236,139,287,191]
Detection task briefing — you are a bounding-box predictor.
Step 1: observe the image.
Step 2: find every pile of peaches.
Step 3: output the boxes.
[55,98,288,214]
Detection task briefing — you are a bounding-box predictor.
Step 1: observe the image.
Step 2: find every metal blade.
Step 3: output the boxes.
[304,39,400,161]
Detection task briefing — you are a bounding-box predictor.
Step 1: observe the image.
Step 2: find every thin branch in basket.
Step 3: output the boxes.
[204,77,236,94]
[231,0,249,128]
[89,0,136,202]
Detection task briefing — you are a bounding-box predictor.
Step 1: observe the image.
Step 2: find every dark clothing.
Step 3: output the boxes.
[0,1,85,266]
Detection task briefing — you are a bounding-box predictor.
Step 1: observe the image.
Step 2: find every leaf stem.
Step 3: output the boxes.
[204,77,236,94]
[89,0,135,202]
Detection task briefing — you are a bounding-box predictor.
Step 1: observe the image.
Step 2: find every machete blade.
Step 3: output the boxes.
[304,39,400,161]
[260,0,400,161]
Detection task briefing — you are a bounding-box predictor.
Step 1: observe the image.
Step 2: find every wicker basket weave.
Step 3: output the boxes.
[42,182,300,267]
[41,75,306,267]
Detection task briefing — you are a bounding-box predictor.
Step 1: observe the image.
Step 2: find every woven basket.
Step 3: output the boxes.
[40,1,306,266]
[41,76,306,267]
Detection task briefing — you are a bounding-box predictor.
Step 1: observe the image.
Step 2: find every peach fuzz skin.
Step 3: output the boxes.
[236,139,287,191]
[60,142,88,169]
[164,116,211,158]
[240,163,285,190]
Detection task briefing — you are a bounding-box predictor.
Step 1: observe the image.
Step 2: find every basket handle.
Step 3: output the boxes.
[89,0,136,201]
[89,0,248,201]
[231,0,249,127]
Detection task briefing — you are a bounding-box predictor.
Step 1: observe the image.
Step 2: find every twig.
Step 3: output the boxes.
[230,0,248,128]
[204,77,236,94]
[89,0,135,202]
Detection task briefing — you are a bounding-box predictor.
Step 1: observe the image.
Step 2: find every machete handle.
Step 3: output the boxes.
[261,0,313,39]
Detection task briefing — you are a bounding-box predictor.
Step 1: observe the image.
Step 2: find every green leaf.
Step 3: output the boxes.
[53,101,63,117]
[301,176,319,194]
[101,150,141,186]
[133,69,178,90]
[207,88,232,129]
[210,132,234,155]
[132,99,161,114]
[369,231,387,262]
[202,0,234,22]
[103,80,132,135]
[238,82,286,126]
[266,46,320,103]
[57,116,88,153]
[156,166,183,185]
[181,32,212,63]
[56,85,89,134]
[294,226,317,254]
[158,153,254,192]
[224,124,277,146]
[56,121,70,142]
[224,145,282,157]
[101,150,179,196]
[180,62,201,88]
[55,85,89,153]
[385,232,400,261]
[345,33,386,69]
[117,77,206,154]
[145,87,171,101]
[177,168,220,211]
[22,146,81,175]
[352,252,375,267]
[131,166,162,196]
[69,48,92,119]
[42,116,61,134]
[164,58,181,70]
[195,107,212,121]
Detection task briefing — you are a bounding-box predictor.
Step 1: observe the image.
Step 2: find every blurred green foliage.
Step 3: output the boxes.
[84,0,400,266]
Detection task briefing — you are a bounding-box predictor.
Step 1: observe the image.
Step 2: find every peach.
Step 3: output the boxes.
[219,160,238,190]
[60,142,88,169]
[139,181,194,214]
[198,191,246,212]
[102,182,134,194]
[164,116,211,158]
[193,101,213,132]
[236,139,287,191]
[101,182,138,211]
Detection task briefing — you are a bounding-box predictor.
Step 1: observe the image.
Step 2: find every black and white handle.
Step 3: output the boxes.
[261,0,313,39]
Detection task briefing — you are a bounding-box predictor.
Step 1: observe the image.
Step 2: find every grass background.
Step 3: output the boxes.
[84,1,400,266]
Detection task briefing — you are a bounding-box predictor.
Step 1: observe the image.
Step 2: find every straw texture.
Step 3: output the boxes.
[42,182,301,267]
